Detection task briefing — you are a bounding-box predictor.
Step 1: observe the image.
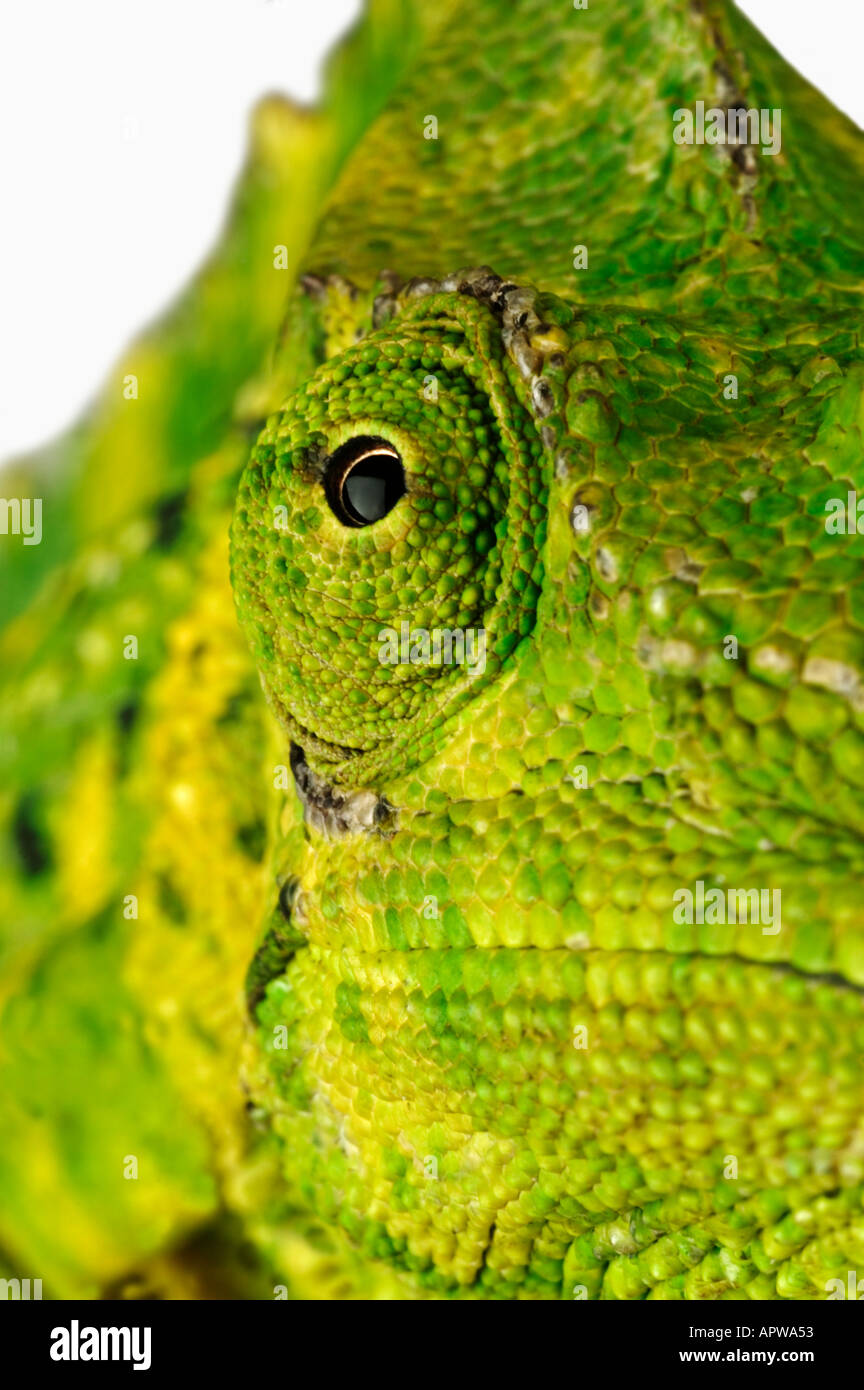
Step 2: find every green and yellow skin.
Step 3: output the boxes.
[2,0,864,1299]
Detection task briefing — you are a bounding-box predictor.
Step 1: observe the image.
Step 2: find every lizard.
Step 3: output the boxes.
[1,0,864,1300]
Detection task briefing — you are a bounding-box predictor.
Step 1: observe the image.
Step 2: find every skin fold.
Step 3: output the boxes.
[1,0,863,1299]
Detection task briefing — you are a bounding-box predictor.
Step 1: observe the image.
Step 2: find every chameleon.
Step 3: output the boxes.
[1,0,864,1301]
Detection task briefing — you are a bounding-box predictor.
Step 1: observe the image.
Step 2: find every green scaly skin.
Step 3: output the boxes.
[2,0,864,1299]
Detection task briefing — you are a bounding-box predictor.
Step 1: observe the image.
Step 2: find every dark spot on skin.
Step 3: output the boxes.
[244,877,304,1017]
[372,294,396,329]
[419,136,445,166]
[532,378,554,417]
[278,877,298,919]
[289,742,395,838]
[116,697,141,775]
[102,1272,166,1301]
[300,273,328,300]
[589,590,610,621]
[116,699,139,735]
[12,792,52,877]
[216,690,253,727]
[151,490,188,551]
[156,870,187,925]
[101,1218,268,1299]
[237,819,267,862]
[89,904,115,943]
[299,271,361,305]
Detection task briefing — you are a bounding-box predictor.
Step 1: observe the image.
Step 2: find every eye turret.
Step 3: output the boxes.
[230,286,546,779]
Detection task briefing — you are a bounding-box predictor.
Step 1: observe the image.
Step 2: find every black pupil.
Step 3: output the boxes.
[325,438,405,527]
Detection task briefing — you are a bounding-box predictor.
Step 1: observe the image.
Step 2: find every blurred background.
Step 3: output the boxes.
[0,0,861,462]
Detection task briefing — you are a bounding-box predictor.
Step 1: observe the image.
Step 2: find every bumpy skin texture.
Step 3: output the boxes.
[2,0,864,1299]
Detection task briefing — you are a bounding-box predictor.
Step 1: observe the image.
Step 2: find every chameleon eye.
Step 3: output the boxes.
[231,302,545,776]
[324,436,405,527]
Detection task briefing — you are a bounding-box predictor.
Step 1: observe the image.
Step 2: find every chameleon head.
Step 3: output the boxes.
[229,270,864,1297]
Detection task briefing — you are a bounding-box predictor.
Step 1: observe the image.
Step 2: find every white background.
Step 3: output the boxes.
[0,1,861,462]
